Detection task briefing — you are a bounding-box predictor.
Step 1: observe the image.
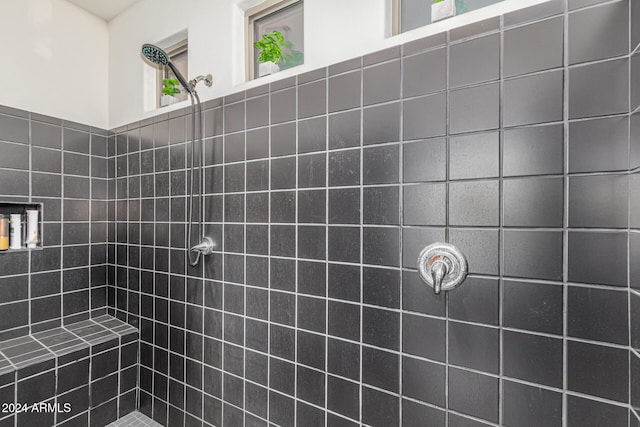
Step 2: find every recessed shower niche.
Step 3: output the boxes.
[0,202,43,252]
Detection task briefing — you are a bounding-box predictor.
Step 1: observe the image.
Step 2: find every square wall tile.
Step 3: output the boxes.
[327,263,362,302]
[403,94,446,140]
[568,174,628,228]
[271,122,296,157]
[327,376,359,421]
[503,330,563,388]
[329,110,360,150]
[329,188,360,224]
[503,280,563,335]
[504,16,564,77]
[362,387,399,427]
[402,271,446,319]
[403,183,446,226]
[363,186,399,225]
[568,286,628,345]
[569,116,629,173]
[449,83,499,134]
[503,230,563,281]
[503,124,564,177]
[448,277,499,326]
[329,71,361,113]
[567,340,629,403]
[403,138,446,183]
[504,177,564,227]
[449,229,499,276]
[569,58,629,119]
[503,381,562,427]
[298,80,326,119]
[328,227,360,263]
[363,103,401,145]
[363,144,399,184]
[504,70,563,127]
[403,48,446,97]
[567,395,628,427]
[329,149,360,187]
[271,88,296,124]
[568,231,627,286]
[448,368,498,423]
[402,356,445,407]
[449,131,499,180]
[363,60,401,105]
[568,0,629,65]
[449,34,500,88]
[363,227,400,267]
[298,117,326,154]
[246,95,269,129]
[402,313,445,362]
[449,322,499,374]
[449,181,499,226]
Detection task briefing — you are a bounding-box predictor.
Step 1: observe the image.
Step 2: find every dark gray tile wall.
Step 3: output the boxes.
[0,107,110,341]
[101,0,636,425]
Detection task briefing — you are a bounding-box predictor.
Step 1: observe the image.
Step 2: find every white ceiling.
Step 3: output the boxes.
[66,0,141,21]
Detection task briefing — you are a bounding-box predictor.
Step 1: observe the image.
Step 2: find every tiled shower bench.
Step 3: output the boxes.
[0,315,138,427]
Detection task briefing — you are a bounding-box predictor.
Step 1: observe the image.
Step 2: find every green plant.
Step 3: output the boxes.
[162,78,181,96]
[435,0,467,11]
[254,30,288,64]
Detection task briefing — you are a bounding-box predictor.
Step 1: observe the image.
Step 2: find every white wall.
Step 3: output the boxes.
[108,0,388,128]
[108,0,551,129]
[0,0,108,128]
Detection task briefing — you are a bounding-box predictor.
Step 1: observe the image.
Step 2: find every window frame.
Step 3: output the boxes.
[156,39,189,108]
[391,0,401,36]
[391,0,509,35]
[245,0,303,81]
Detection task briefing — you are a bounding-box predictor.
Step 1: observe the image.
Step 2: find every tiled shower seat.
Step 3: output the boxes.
[0,315,138,427]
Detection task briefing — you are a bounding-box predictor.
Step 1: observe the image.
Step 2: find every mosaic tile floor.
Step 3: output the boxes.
[106,411,163,427]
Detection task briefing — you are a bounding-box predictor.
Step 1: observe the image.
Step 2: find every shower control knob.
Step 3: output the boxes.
[417,243,468,294]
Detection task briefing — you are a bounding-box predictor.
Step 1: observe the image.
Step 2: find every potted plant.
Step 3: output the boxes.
[254,30,288,77]
[161,78,181,106]
[432,0,457,22]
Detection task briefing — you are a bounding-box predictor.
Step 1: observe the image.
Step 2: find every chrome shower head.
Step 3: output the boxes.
[141,43,192,94]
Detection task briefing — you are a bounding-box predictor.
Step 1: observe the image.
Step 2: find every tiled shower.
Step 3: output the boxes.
[0,0,638,426]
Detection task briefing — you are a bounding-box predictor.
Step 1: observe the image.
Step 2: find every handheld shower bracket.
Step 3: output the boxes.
[189,74,213,91]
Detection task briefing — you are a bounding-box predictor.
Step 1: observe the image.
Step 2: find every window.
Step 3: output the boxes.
[393,0,505,34]
[157,39,188,107]
[246,0,304,80]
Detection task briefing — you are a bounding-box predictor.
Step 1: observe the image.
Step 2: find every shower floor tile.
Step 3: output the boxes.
[105,411,163,427]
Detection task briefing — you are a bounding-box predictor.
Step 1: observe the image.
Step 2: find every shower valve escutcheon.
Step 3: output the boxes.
[417,243,468,295]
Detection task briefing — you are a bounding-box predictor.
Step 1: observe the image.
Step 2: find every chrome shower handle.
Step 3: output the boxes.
[430,260,447,294]
[417,243,468,294]
[191,236,216,256]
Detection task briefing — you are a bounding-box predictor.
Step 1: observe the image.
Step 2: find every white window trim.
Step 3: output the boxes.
[245,0,302,81]
[156,39,188,109]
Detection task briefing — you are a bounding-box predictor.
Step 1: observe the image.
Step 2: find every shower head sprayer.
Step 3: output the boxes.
[141,44,169,65]
[141,43,192,94]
